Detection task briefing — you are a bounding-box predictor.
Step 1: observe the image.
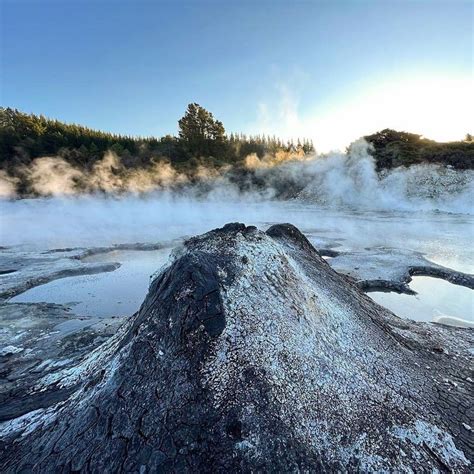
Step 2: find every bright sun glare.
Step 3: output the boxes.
[263,75,473,153]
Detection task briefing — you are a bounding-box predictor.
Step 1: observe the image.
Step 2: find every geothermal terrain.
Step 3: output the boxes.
[0,152,473,471]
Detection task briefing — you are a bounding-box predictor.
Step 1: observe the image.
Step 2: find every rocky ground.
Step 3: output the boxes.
[0,223,472,472]
[0,243,170,423]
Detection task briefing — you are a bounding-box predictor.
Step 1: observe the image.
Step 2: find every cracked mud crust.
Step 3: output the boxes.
[0,223,472,472]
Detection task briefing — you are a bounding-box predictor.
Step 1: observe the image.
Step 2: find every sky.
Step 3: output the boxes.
[1,0,472,151]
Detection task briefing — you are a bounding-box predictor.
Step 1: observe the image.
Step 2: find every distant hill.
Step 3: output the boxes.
[364,129,474,170]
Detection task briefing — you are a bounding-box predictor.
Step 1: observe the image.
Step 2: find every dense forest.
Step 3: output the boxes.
[0,105,473,196]
[0,105,314,174]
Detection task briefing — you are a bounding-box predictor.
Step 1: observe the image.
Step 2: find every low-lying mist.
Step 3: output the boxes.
[1,140,472,249]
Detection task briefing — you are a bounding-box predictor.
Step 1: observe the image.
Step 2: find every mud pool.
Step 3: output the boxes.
[2,202,472,327]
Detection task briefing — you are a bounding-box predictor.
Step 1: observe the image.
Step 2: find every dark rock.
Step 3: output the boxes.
[0,223,472,472]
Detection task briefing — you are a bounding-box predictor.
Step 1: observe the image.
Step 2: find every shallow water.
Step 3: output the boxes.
[12,249,172,318]
[370,277,474,326]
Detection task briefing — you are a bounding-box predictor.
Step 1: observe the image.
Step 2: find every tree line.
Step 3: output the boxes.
[0,104,472,187]
[0,104,314,176]
[364,129,474,170]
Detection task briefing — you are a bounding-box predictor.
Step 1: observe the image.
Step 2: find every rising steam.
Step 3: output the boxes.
[0,140,472,216]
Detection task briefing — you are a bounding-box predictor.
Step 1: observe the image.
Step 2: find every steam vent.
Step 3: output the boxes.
[1,223,472,472]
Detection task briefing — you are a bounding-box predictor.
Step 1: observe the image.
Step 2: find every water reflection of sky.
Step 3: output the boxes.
[12,249,172,318]
[370,276,473,326]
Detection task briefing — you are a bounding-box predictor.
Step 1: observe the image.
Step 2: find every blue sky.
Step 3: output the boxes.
[1,0,472,150]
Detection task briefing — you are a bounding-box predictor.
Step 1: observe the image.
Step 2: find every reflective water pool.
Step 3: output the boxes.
[12,249,172,318]
[369,276,474,327]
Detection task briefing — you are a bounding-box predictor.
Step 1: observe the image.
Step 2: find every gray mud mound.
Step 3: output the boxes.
[0,223,472,472]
